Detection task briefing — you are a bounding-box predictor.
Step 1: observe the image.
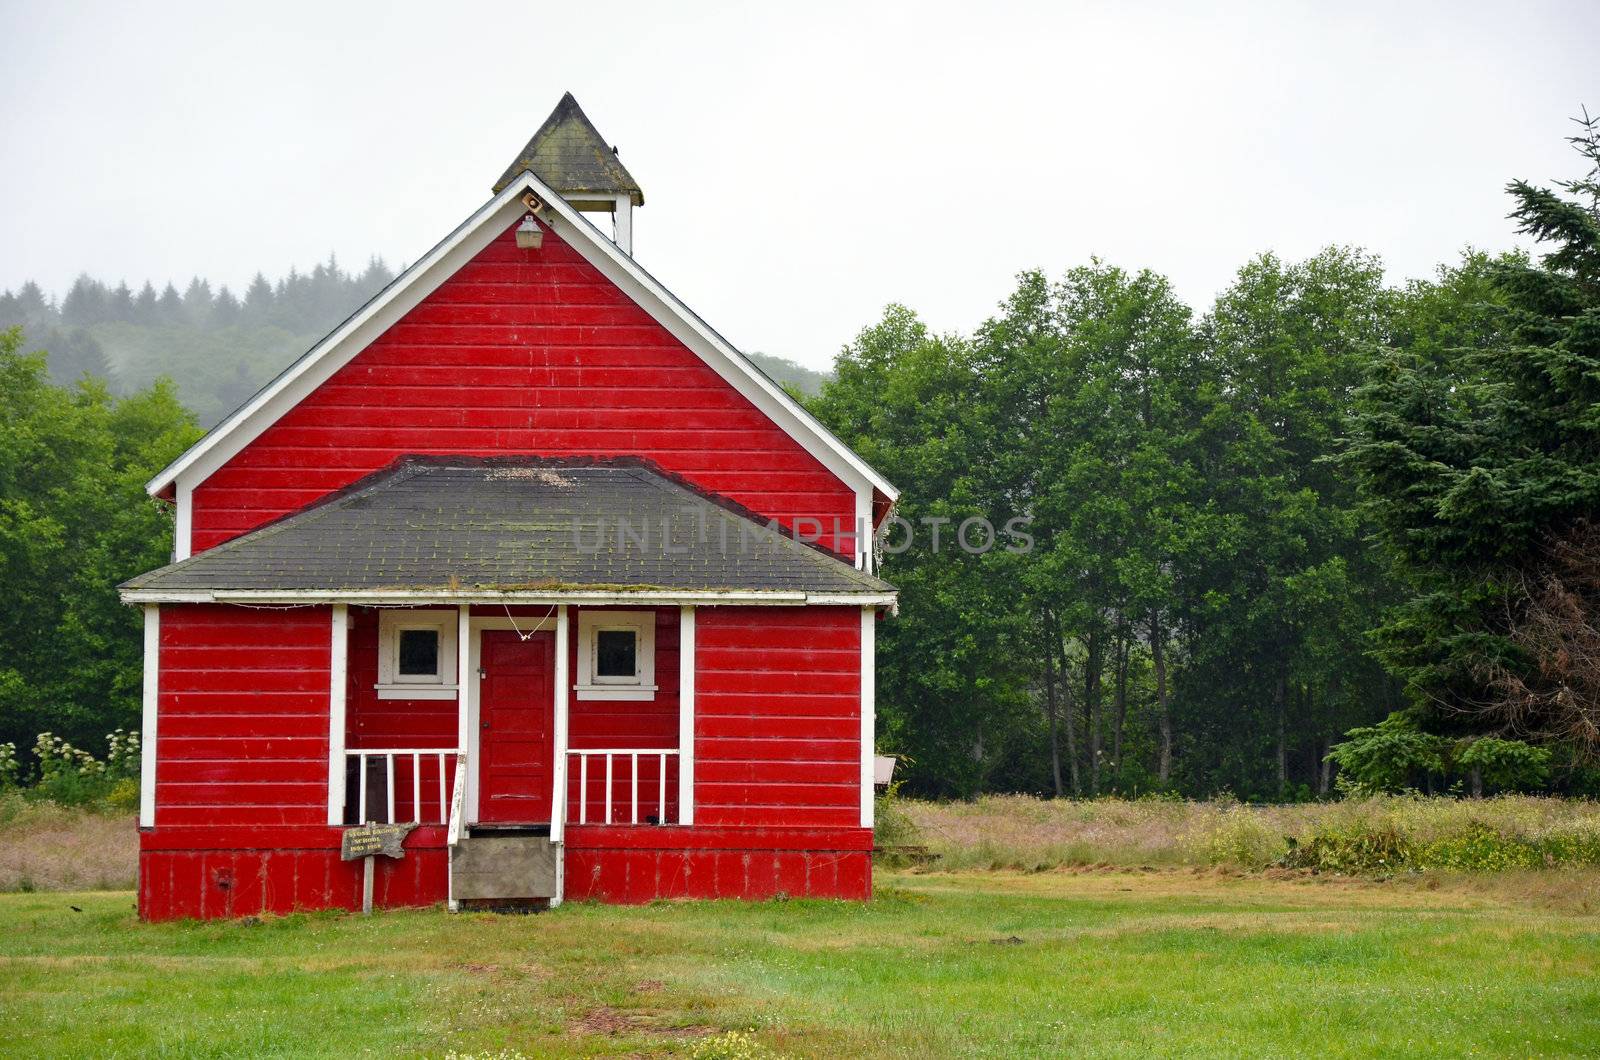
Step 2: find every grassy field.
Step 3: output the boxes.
[894,793,1600,872]
[3,868,1598,1058]
[0,797,136,892]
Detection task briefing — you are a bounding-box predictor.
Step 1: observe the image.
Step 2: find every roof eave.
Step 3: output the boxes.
[118,587,897,608]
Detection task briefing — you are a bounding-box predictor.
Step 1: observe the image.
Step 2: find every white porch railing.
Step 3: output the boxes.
[568,748,679,825]
[346,748,458,825]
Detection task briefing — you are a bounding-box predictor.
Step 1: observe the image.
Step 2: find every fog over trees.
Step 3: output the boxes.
[0,259,828,426]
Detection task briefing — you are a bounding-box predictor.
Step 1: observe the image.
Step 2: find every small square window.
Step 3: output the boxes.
[595,629,637,678]
[375,609,456,698]
[397,629,440,676]
[575,610,656,701]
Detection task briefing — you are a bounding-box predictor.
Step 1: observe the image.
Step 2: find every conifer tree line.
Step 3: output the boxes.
[810,114,1600,800]
[0,256,827,427]
[0,256,398,425]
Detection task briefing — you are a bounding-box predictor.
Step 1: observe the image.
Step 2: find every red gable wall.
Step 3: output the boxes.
[190,219,857,557]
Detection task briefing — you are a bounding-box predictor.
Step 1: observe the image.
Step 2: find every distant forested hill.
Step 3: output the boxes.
[0,264,830,426]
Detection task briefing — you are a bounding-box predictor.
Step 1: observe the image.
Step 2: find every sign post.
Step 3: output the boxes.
[340,823,416,915]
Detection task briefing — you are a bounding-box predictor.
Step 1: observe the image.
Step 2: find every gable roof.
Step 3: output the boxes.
[122,456,894,604]
[145,169,897,509]
[492,92,644,203]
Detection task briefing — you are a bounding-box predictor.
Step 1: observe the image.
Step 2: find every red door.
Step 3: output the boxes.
[477,630,555,823]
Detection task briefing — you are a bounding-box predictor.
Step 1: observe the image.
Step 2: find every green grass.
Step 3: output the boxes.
[2,871,1598,1058]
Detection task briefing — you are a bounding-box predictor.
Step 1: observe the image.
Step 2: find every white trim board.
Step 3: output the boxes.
[139,606,160,828]
[326,603,348,826]
[678,606,695,827]
[146,170,898,557]
[119,587,897,608]
[860,606,876,830]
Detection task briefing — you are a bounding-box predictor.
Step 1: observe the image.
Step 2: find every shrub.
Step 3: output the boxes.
[1325,713,1448,794]
[1280,821,1414,873]
[1534,820,1600,864]
[1184,806,1282,867]
[0,743,18,790]
[1416,823,1542,871]
[1456,737,1551,793]
[1328,713,1556,796]
[872,782,927,868]
[25,730,140,809]
[105,778,141,813]
[104,729,141,780]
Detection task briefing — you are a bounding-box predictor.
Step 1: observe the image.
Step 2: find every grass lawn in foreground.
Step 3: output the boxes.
[1,870,1596,1058]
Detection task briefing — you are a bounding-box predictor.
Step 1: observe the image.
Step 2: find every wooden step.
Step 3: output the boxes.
[450,834,558,901]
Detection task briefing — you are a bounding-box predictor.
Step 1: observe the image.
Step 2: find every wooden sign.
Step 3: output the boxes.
[340,823,416,861]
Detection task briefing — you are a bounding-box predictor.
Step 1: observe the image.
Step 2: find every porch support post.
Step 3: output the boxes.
[860,605,875,829]
[456,604,470,758]
[139,605,160,828]
[550,605,570,844]
[678,605,696,826]
[327,603,348,826]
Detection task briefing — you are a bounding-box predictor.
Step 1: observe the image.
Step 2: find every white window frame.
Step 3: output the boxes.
[376,609,459,700]
[575,609,656,701]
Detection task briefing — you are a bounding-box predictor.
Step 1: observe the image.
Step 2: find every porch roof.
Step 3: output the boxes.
[120,457,895,604]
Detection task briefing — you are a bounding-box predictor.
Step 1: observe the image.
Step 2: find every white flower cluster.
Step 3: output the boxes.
[33,732,106,779]
[0,742,18,788]
[105,728,141,779]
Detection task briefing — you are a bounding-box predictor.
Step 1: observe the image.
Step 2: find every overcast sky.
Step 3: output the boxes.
[1,0,1595,370]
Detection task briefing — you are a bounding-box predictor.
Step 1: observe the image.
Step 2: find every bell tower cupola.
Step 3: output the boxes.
[493,92,644,255]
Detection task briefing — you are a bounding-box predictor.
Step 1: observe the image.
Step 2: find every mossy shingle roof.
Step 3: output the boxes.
[122,458,892,597]
[492,92,644,204]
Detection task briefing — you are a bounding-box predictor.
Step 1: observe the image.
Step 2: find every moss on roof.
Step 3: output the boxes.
[492,92,644,204]
[122,457,894,598]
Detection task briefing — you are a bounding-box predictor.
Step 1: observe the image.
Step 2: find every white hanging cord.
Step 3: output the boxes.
[502,602,556,640]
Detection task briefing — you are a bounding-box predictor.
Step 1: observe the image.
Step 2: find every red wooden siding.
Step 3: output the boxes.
[190,221,857,556]
[562,826,872,902]
[139,833,448,921]
[567,606,679,747]
[343,607,456,750]
[693,606,862,828]
[156,604,330,826]
[566,606,681,825]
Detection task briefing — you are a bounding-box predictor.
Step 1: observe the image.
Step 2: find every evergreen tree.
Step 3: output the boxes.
[108,282,135,323]
[156,283,183,323]
[1343,113,1600,761]
[211,285,241,327]
[242,272,273,321]
[61,274,107,326]
[133,281,159,324]
[182,277,214,325]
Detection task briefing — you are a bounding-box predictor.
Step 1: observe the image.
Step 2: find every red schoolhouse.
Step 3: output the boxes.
[121,94,897,919]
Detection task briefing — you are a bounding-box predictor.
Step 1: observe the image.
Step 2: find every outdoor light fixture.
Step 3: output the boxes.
[516,213,543,249]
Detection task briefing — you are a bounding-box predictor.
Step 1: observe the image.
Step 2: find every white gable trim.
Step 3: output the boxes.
[146,172,898,553]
